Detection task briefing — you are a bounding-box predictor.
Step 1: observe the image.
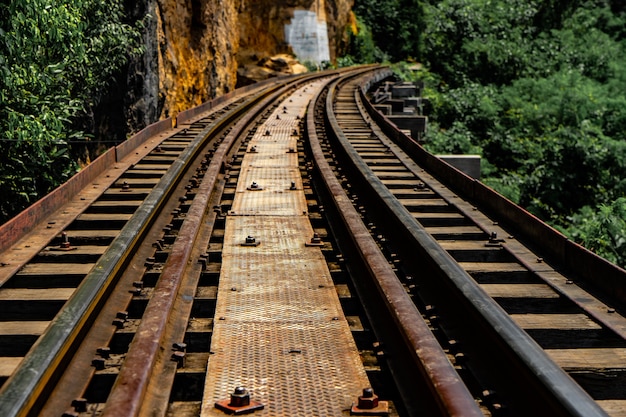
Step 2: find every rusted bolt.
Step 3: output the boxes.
[92,357,106,370]
[454,352,467,364]
[97,347,111,358]
[71,398,87,412]
[171,351,186,368]
[276,114,280,120]
[72,398,87,413]
[536,257,544,263]
[357,388,379,409]
[287,147,296,153]
[305,233,324,247]
[112,319,125,329]
[173,342,187,352]
[60,231,71,249]
[230,387,250,407]
[246,236,256,244]
[292,129,299,136]
[121,181,131,192]
[116,311,128,320]
[608,308,616,313]
[155,146,163,153]
[133,281,144,290]
[264,129,271,136]
[249,145,257,153]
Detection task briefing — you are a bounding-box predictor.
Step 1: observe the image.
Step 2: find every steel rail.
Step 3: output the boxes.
[308,74,483,417]
[324,71,609,417]
[0,81,289,417]
[100,72,341,416]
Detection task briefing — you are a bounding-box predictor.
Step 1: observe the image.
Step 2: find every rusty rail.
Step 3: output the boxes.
[309,74,484,416]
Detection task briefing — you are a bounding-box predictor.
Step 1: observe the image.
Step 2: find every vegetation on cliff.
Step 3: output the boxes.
[0,0,142,222]
[349,0,626,266]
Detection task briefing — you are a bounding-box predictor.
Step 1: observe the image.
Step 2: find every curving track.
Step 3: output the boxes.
[0,67,624,417]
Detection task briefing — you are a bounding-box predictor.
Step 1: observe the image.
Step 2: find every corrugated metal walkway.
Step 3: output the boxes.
[201,81,371,416]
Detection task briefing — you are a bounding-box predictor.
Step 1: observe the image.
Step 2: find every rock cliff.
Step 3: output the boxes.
[123,0,354,129]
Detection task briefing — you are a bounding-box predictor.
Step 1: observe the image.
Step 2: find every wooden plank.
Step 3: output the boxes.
[597,400,626,417]
[0,321,49,335]
[0,357,22,377]
[547,348,626,369]
[39,246,108,257]
[425,226,485,236]
[76,213,133,222]
[439,241,504,250]
[480,283,559,298]
[510,314,602,330]
[461,262,529,274]
[17,263,94,276]
[0,288,75,301]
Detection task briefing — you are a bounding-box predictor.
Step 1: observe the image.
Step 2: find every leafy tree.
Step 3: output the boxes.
[565,198,626,267]
[0,0,141,222]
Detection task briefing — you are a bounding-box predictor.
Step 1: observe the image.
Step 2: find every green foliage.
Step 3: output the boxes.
[416,0,626,266]
[0,0,142,222]
[565,198,626,266]
[352,0,425,61]
[342,16,388,65]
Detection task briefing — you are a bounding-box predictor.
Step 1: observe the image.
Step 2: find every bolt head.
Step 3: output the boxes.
[358,388,379,409]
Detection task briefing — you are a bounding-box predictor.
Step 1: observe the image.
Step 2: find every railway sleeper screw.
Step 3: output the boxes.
[112,319,125,329]
[351,388,389,415]
[92,357,106,370]
[97,347,111,358]
[215,387,264,414]
[305,233,324,247]
[241,236,261,247]
[247,181,263,191]
[121,181,131,192]
[173,342,187,352]
[171,351,186,368]
[71,398,88,412]
[454,352,468,365]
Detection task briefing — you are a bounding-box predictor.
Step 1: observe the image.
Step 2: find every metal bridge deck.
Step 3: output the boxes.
[201,81,370,416]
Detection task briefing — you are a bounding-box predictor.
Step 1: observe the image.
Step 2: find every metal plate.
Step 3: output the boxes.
[202,82,370,416]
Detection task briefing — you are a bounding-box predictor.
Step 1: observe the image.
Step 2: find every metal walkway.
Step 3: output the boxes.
[201,81,371,416]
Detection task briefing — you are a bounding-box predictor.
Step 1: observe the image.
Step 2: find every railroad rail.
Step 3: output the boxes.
[0,66,624,417]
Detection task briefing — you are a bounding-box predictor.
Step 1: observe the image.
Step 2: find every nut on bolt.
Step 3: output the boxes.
[215,387,264,414]
[351,388,389,415]
[241,235,261,247]
[305,233,324,247]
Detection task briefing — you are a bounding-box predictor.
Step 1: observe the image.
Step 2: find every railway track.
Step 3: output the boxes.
[0,66,624,417]
[310,70,626,416]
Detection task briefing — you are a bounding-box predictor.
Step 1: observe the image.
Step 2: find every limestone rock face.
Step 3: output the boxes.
[124,0,353,126]
[155,0,239,118]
